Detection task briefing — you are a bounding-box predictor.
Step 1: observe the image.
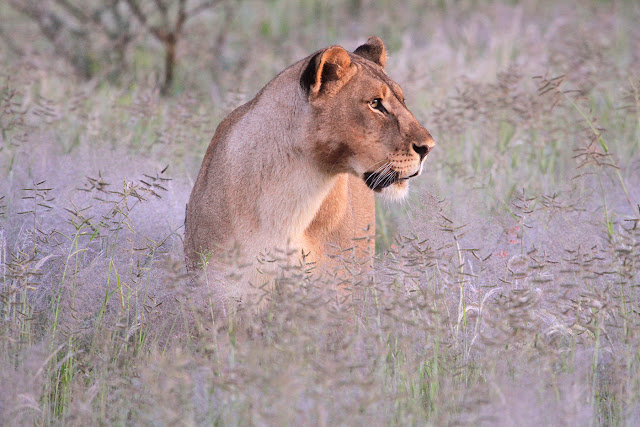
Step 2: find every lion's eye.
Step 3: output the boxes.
[369,98,386,113]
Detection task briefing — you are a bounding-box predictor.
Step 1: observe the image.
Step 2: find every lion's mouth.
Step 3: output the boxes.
[363,169,421,192]
[363,171,400,191]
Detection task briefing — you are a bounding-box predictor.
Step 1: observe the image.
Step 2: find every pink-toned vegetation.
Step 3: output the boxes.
[1,0,639,424]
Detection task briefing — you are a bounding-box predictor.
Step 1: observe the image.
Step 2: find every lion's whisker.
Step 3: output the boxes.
[371,164,394,189]
[364,158,389,173]
[365,162,391,185]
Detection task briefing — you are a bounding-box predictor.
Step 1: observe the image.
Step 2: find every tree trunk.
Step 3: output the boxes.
[162,34,177,95]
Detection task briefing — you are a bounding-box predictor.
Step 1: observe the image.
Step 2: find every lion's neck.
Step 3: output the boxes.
[257,163,337,244]
[226,86,338,253]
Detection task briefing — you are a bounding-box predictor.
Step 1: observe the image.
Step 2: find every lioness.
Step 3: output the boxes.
[184,37,434,306]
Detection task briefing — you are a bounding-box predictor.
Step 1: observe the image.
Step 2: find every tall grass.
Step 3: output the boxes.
[1,0,640,425]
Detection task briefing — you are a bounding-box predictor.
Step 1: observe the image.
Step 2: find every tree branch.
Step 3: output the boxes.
[124,0,149,30]
[152,0,169,28]
[175,0,187,34]
[186,0,225,24]
[53,0,89,23]
[124,0,168,42]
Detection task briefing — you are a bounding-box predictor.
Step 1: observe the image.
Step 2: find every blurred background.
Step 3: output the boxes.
[1,0,640,425]
[3,0,638,240]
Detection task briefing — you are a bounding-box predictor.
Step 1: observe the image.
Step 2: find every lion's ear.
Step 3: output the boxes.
[301,46,352,99]
[354,36,387,68]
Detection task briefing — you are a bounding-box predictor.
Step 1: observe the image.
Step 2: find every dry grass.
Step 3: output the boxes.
[1,0,640,425]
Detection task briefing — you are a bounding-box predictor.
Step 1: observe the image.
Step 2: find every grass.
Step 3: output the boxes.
[1,0,640,425]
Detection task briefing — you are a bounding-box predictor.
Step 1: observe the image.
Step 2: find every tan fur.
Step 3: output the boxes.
[184,37,434,308]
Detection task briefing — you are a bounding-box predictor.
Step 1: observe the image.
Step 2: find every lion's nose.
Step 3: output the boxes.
[412,143,429,160]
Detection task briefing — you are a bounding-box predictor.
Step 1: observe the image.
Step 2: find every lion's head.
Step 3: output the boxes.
[301,36,435,200]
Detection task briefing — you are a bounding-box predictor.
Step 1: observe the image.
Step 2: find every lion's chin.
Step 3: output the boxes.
[378,180,408,200]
